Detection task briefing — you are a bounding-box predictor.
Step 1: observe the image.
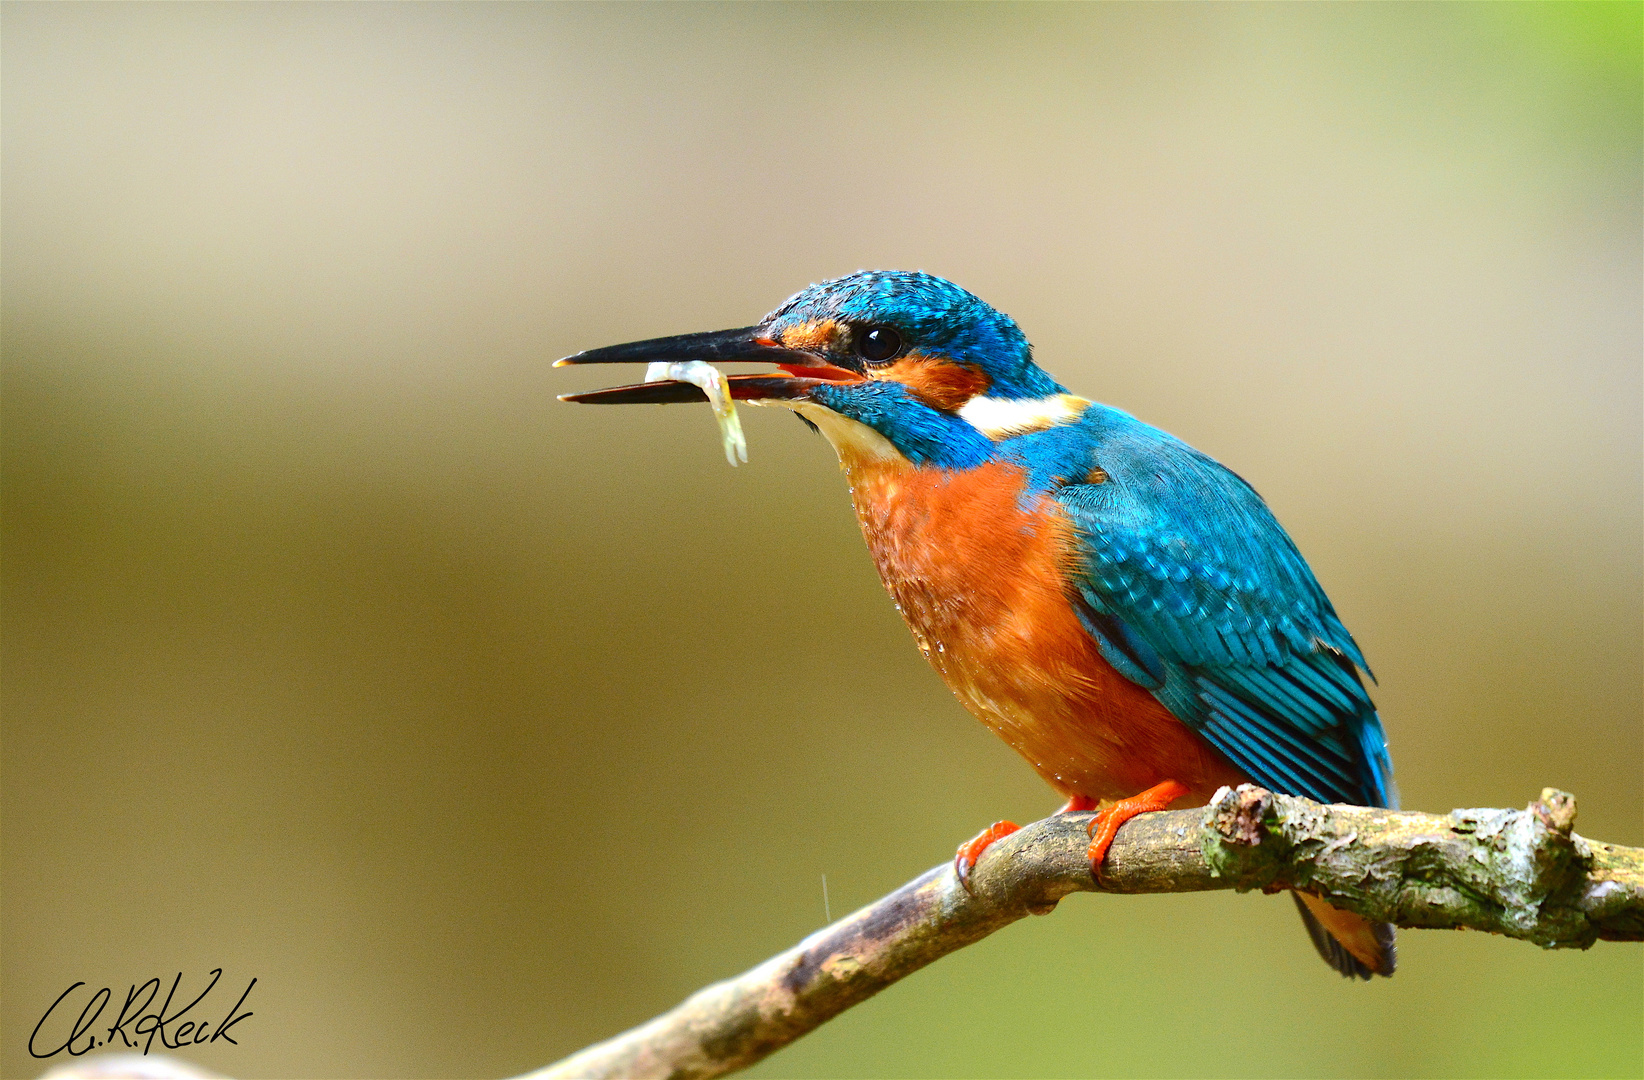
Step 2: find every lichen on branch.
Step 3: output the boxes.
[48,789,1638,1080]
[1198,786,1641,948]
[526,786,1642,1080]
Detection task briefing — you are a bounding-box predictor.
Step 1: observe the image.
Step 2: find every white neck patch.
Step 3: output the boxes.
[958,393,1091,439]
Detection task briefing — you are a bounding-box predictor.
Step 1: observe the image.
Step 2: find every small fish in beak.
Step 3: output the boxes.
[642,360,747,466]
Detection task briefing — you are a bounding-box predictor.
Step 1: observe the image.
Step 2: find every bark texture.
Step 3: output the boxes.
[526,786,1642,1080]
[41,788,1640,1080]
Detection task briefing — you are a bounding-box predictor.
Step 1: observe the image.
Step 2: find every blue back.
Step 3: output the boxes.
[1002,405,1396,809]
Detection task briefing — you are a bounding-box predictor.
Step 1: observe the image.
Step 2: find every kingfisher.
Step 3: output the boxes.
[559,271,1397,979]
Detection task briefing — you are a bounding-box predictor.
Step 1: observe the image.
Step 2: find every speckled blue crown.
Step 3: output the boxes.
[765,271,1065,399]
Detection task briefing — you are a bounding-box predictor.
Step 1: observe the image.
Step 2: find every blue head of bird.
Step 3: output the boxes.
[559,271,1089,470]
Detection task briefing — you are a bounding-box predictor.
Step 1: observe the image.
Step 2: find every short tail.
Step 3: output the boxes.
[1293,892,1396,979]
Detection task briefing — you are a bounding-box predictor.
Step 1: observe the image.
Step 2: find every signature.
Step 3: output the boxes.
[29,970,256,1059]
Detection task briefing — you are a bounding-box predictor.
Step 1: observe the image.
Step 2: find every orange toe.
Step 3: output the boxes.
[954,820,1021,893]
[1086,779,1189,881]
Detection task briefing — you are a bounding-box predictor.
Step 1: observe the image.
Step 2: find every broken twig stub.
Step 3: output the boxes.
[1198,785,1641,949]
[527,788,1639,1080]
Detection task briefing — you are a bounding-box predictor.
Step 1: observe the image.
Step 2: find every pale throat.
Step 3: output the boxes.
[749,399,910,476]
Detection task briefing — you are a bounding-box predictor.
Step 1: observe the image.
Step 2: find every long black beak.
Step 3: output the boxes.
[556,325,815,368]
[555,325,851,404]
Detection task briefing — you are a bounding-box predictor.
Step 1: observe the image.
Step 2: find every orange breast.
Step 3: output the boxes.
[843,457,1245,803]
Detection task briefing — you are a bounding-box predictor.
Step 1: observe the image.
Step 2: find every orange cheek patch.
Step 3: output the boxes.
[877,354,991,412]
[779,320,843,353]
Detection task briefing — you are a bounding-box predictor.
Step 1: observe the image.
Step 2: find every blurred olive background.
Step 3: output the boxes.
[4,4,1640,1078]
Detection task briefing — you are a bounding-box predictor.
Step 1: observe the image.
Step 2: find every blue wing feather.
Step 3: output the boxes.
[1012,405,1395,809]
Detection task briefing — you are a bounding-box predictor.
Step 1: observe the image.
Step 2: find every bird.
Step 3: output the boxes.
[558,270,1397,979]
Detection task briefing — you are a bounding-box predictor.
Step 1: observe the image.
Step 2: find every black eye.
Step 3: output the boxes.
[857,326,903,363]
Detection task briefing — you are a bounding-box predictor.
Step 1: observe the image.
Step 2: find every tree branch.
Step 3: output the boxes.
[525,786,1643,1080]
[41,787,1641,1080]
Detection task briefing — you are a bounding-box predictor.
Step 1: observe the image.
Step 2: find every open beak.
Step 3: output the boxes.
[555,325,859,404]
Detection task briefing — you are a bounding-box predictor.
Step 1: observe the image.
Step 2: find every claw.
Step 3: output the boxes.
[1086,779,1189,882]
[954,821,1021,893]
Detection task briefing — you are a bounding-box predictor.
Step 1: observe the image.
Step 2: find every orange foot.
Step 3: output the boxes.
[954,821,1020,893]
[1086,779,1190,882]
[954,795,1098,892]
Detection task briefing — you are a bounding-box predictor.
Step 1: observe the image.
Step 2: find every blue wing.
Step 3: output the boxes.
[1031,406,1395,809]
